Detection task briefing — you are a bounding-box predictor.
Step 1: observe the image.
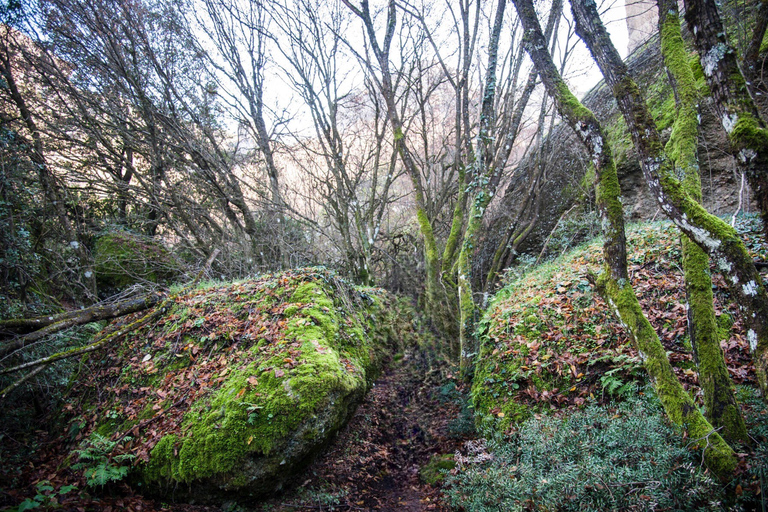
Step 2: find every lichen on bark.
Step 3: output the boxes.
[658,0,746,443]
[569,0,768,405]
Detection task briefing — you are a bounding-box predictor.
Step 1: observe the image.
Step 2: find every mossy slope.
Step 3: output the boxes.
[473,219,763,432]
[67,268,406,501]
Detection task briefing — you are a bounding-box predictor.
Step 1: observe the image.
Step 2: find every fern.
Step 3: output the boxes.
[72,434,135,487]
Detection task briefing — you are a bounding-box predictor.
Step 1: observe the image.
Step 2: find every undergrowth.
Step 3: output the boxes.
[443,389,721,511]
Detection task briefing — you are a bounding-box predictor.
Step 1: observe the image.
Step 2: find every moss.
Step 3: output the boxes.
[716,312,734,341]
[61,269,416,502]
[106,270,403,497]
[730,112,768,151]
[598,274,737,477]
[416,209,438,266]
[556,80,592,121]
[441,165,467,272]
[473,222,741,475]
[419,454,456,486]
[661,6,745,441]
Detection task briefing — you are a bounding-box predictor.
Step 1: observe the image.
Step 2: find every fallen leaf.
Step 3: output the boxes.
[247,376,259,387]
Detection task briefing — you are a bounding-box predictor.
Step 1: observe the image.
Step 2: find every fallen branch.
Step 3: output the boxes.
[0,293,162,359]
[0,363,50,400]
[0,250,220,399]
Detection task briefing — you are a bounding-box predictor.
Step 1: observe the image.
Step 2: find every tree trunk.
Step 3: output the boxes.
[570,0,768,402]
[657,0,747,443]
[511,0,736,477]
[683,0,768,238]
[0,293,162,358]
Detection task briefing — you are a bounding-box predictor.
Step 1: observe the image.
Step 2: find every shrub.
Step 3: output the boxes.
[443,392,720,511]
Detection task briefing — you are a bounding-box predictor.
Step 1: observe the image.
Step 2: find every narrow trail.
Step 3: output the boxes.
[259,348,467,511]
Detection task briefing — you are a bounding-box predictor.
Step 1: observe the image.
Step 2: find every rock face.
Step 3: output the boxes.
[65,269,406,502]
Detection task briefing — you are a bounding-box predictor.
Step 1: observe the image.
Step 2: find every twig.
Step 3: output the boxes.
[587,470,616,508]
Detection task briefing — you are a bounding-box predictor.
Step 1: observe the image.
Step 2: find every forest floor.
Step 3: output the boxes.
[0,346,469,512]
[254,347,468,511]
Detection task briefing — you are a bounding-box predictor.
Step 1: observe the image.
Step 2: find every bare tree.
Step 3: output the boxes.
[270,0,404,285]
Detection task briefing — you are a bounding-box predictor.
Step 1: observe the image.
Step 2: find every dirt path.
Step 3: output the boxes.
[258,348,466,511]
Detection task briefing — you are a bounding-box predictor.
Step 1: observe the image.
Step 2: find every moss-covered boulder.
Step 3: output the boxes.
[94,231,184,289]
[473,220,762,433]
[65,269,406,502]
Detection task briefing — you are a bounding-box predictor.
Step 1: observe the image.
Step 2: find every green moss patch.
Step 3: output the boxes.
[63,268,404,501]
[419,454,456,486]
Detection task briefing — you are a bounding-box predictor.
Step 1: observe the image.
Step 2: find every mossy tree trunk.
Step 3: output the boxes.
[0,292,162,359]
[511,0,737,477]
[569,0,768,402]
[457,0,506,376]
[683,0,768,239]
[657,0,747,443]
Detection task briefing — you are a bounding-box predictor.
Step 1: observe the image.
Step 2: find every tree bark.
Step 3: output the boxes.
[657,0,747,443]
[511,0,736,477]
[0,293,162,359]
[570,0,768,403]
[683,0,768,238]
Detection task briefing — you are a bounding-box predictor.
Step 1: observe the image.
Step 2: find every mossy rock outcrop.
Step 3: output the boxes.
[65,269,408,502]
[94,231,184,289]
[473,219,762,433]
